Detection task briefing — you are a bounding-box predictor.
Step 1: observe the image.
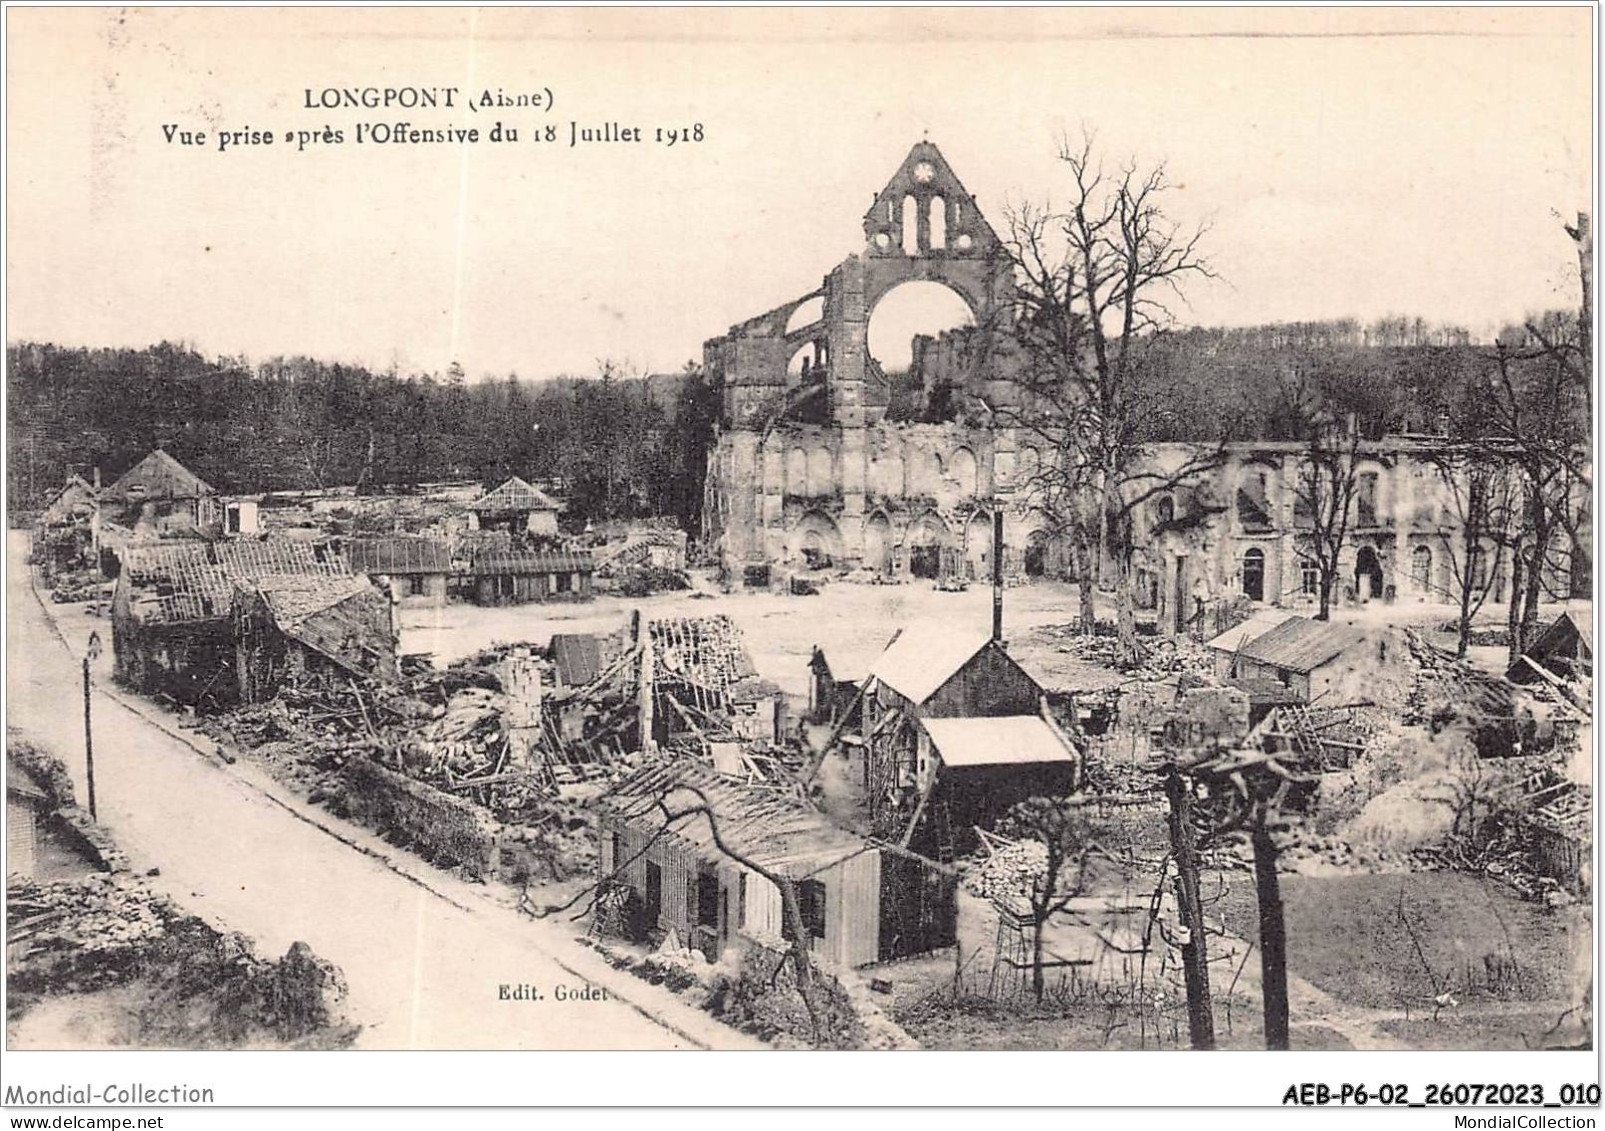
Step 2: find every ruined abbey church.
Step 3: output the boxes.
[699,142,1586,624]
[700,141,1053,586]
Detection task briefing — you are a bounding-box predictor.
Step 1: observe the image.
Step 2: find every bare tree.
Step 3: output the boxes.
[1430,449,1517,657]
[999,127,1221,664]
[1279,374,1361,621]
[997,795,1101,1003]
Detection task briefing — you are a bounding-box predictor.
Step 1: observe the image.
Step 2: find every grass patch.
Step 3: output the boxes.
[1210,871,1589,1011]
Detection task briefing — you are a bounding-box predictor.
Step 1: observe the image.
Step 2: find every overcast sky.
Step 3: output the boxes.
[6,7,1592,381]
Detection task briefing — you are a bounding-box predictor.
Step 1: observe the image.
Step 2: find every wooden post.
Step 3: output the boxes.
[1253,821,1291,1050]
[992,509,1005,642]
[1163,766,1215,1049]
[635,610,654,753]
[82,657,97,819]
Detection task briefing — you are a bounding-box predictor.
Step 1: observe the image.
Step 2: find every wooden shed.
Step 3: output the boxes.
[1508,611,1593,685]
[469,550,593,605]
[916,714,1080,837]
[1229,616,1373,703]
[598,762,955,969]
[855,622,1048,840]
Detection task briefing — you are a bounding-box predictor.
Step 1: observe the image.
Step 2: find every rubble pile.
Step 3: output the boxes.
[7,874,355,1047]
[602,564,692,597]
[50,568,106,604]
[200,676,417,798]
[7,874,169,994]
[1035,623,1215,680]
[964,838,1049,903]
[1211,828,1418,877]
[1400,628,1513,727]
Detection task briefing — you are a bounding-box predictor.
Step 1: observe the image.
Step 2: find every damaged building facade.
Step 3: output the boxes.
[698,142,1591,621]
[111,541,398,708]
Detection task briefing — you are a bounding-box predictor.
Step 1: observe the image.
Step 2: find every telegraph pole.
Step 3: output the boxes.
[83,630,102,818]
[1253,821,1291,1049]
[1163,765,1216,1049]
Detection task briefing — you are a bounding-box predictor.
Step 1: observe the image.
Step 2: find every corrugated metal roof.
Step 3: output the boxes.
[551,633,606,686]
[471,550,592,575]
[869,623,994,704]
[344,537,452,575]
[921,716,1078,768]
[1205,609,1299,654]
[468,476,560,514]
[601,761,867,874]
[1238,616,1366,674]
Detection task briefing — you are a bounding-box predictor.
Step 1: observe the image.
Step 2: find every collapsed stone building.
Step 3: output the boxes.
[699,141,1590,622]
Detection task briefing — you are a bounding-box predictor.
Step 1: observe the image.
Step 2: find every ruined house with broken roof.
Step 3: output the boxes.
[598,761,956,968]
[851,621,1079,850]
[100,449,221,541]
[648,615,783,746]
[111,540,397,708]
[467,476,561,537]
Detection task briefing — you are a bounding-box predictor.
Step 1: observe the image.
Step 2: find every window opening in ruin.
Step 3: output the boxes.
[1300,557,1319,595]
[785,296,824,336]
[1237,472,1273,533]
[902,195,919,256]
[930,195,947,249]
[1242,547,1266,602]
[1357,471,1380,527]
[409,574,427,597]
[1410,544,1432,593]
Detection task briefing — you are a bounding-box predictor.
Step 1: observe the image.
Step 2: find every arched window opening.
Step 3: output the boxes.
[866,280,974,374]
[785,296,824,335]
[929,196,947,250]
[1242,547,1266,602]
[902,195,920,256]
[1411,544,1433,593]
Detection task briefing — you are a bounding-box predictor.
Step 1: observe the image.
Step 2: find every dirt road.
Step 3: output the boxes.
[6,532,693,1049]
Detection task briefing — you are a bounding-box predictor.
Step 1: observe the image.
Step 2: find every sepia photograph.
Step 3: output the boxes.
[1,3,1598,1113]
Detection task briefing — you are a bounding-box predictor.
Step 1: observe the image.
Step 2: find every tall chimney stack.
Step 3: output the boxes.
[992,509,1005,642]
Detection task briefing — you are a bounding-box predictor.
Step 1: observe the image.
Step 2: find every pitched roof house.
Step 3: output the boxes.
[857,621,1079,848]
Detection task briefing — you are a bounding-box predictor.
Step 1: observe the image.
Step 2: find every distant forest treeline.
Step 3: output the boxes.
[4,316,1561,524]
[7,343,718,527]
